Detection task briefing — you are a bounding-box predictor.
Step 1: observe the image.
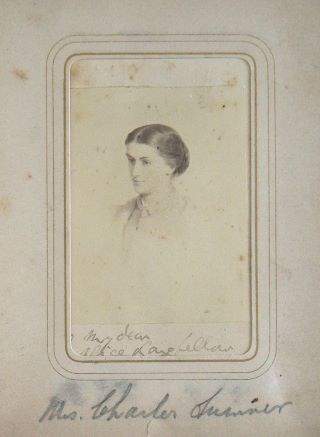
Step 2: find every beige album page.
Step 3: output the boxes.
[1,1,320,436]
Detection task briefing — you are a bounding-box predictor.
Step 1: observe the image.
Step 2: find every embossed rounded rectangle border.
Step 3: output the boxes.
[46,34,276,379]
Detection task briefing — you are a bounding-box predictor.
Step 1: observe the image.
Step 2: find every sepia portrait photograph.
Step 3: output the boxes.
[3,1,318,433]
[67,55,253,360]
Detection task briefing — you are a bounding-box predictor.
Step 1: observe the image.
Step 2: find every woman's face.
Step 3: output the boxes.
[126,142,174,195]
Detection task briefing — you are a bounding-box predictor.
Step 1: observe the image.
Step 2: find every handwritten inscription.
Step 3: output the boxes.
[39,385,292,423]
[39,398,79,422]
[91,384,176,421]
[190,388,293,418]
[77,325,234,358]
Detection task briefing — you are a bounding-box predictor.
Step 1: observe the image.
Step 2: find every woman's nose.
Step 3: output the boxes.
[132,162,141,177]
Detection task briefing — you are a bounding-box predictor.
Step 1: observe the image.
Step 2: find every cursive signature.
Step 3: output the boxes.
[39,384,177,422]
[190,388,293,419]
[39,385,292,423]
[39,398,79,422]
[91,383,176,420]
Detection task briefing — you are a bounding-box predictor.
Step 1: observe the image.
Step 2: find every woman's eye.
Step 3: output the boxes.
[142,160,151,166]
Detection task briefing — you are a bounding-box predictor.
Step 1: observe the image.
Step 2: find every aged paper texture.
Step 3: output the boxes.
[1,0,320,436]
[69,58,251,359]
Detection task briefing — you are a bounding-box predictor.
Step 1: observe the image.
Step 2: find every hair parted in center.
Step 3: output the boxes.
[125,124,190,176]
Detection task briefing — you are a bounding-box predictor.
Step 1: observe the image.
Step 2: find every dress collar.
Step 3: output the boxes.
[135,190,185,218]
[136,196,151,217]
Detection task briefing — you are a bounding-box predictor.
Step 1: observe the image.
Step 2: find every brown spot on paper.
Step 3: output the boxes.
[71,63,80,80]
[165,61,176,71]
[128,63,139,81]
[239,255,245,261]
[12,68,28,81]
[26,172,33,179]
[226,77,237,87]
[0,197,11,214]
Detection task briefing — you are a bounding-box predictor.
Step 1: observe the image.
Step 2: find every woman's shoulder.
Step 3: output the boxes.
[114,197,138,221]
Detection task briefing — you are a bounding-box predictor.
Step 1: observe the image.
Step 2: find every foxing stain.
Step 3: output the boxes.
[12,68,28,81]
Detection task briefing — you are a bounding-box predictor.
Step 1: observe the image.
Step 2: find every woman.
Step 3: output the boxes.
[116,124,190,245]
[111,124,239,324]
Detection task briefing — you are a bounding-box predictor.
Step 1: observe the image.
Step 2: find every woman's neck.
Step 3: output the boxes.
[139,184,177,215]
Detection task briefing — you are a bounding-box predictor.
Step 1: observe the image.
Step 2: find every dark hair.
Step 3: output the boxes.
[125,124,189,176]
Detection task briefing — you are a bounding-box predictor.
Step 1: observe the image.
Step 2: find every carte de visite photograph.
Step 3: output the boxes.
[66,55,254,361]
[47,36,275,378]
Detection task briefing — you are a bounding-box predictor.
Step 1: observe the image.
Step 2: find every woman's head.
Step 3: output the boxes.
[125,124,189,195]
